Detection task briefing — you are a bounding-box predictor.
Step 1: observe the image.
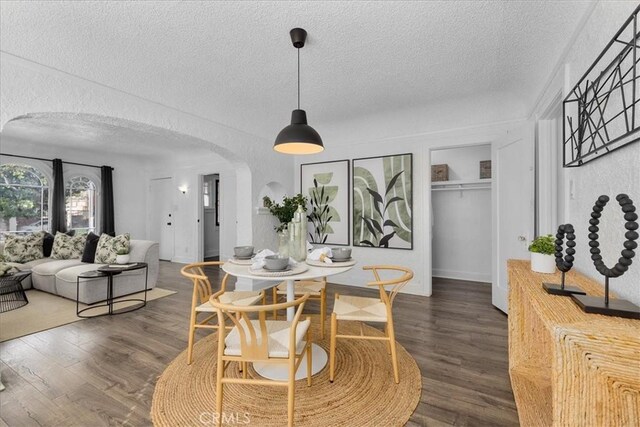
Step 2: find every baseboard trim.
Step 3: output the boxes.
[432,268,491,283]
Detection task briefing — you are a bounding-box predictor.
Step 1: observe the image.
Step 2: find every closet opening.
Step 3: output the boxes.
[430,144,492,285]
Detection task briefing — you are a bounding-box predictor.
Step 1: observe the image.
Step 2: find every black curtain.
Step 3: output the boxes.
[101,166,115,236]
[51,158,66,234]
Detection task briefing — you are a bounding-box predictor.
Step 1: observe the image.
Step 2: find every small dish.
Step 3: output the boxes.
[234,254,256,260]
[331,247,352,259]
[263,265,292,272]
[234,246,255,258]
[329,256,352,262]
[264,255,290,270]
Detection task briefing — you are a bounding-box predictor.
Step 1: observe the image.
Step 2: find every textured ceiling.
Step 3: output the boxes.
[0,0,594,142]
[1,113,218,162]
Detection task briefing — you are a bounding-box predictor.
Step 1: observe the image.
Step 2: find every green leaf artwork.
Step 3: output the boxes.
[353,154,412,249]
[301,161,350,245]
[307,174,341,244]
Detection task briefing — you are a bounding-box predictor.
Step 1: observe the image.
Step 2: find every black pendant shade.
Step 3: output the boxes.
[274,109,323,154]
[273,28,324,155]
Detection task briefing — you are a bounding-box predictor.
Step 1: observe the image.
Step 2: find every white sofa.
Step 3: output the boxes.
[2,240,159,304]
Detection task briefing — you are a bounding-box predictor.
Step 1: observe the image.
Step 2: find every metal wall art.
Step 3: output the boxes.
[542,224,586,296]
[353,153,413,249]
[562,5,640,167]
[571,194,640,319]
[300,160,350,246]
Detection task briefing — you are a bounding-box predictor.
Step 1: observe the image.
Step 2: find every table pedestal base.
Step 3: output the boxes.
[253,344,327,381]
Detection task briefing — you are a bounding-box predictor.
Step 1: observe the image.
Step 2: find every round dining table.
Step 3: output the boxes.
[222,260,354,380]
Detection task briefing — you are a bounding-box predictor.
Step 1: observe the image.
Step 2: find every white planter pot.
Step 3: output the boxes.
[115,254,130,264]
[530,252,556,274]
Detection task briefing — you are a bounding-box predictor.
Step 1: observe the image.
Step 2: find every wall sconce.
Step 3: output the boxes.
[178,185,188,194]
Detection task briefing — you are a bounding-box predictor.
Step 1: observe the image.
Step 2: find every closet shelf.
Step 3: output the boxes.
[431,179,492,191]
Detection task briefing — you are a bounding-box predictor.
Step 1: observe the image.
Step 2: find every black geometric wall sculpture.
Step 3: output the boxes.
[571,194,640,319]
[562,5,640,167]
[543,224,586,296]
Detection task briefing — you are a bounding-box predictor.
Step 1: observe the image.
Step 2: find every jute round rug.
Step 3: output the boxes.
[152,320,421,426]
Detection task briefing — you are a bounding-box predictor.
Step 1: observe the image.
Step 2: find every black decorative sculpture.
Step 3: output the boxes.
[542,224,586,296]
[571,194,640,319]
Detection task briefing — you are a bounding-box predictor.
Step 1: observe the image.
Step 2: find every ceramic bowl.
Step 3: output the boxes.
[332,247,352,260]
[264,255,289,270]
[234,246,254,257]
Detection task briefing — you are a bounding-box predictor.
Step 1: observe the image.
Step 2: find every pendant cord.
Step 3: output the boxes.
[297,48,300,110]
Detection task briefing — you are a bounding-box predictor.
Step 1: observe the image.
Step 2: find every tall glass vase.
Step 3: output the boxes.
[296,205,307,261]
[289,205,307,262]
[277,229,290,258]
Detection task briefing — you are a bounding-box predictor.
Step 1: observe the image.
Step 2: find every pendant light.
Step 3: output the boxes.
[273,28,324,154]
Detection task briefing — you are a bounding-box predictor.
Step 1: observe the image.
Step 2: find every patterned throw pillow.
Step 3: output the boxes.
[43,230,75,257]
[94,233,130,264]
[50,232,87,260]
[1,231,46,263]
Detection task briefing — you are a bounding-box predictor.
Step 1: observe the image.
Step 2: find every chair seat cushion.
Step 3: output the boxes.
[276,280,325,296]
[224,319,310,358]
[333,295,388,322]
[196,291,262,312]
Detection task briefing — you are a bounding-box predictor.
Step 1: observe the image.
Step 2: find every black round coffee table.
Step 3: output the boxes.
[76,262,149,318]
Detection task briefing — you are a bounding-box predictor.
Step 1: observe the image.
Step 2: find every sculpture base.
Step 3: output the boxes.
[542,283,586,296]
[570,295,640,319]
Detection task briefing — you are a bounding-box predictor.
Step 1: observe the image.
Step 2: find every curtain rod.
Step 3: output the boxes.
[0,153,114,170]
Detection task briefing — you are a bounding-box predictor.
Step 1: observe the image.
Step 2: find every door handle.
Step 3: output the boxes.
[167,222,172,226]
[517,235,526,241]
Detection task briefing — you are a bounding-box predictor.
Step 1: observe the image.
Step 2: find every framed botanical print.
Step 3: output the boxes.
[300,160,350,245]
[352,153,413,249]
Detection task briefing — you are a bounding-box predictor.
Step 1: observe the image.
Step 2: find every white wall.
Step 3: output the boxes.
[431,145,492,282]
[533,1,640,306]
[295,120,524,296]
[146,155,238,264]
[0,135,149,239]
[0,53,295,267]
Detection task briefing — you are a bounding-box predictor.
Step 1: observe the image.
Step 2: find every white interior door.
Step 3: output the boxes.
[492,124,535,313]
[149,177,174,261]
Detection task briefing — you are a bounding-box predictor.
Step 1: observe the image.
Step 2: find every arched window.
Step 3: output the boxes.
[0,164,50,234]
[65,176,97,233]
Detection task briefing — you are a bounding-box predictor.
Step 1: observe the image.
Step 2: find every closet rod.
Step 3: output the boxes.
[432,186,491,192]
[0,153,113,170]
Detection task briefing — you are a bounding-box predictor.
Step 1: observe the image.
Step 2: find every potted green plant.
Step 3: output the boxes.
[528,234,556,273]
[115,248,130,265]
[263,194,308,232]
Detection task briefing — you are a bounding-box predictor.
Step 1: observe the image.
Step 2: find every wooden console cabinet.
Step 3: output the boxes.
[507,260,639,426]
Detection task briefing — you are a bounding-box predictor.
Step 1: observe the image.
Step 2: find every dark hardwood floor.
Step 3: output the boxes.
[0,262,518,426]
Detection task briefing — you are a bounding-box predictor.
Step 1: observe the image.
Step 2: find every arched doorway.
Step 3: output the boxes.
[0,112,253,263]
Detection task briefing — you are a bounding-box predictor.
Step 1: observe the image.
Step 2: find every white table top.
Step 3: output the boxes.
[222,261,354,281]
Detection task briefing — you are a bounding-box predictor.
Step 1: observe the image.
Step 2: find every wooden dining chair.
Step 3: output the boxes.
[210,293,312,427]
[180,261,265,365]
[272,277,327,338]
[329,265,413,384]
